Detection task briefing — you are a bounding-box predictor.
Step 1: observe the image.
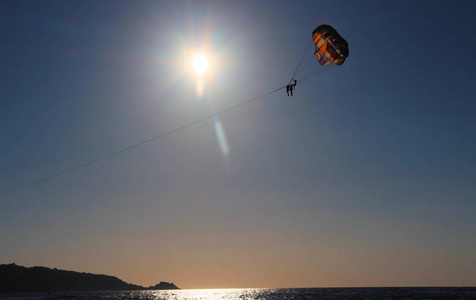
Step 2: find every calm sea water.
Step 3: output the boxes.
[1,287,475,300]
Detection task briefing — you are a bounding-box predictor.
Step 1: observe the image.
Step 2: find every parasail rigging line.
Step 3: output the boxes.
[288,39,336,85]
[298,63,336,84]
[289,39,314,84]
[0,85,287,198]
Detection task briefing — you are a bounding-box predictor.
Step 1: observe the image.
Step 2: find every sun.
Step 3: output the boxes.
[192,53,209,75]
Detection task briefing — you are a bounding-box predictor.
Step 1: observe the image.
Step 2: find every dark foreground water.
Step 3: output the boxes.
[1,287,475,300]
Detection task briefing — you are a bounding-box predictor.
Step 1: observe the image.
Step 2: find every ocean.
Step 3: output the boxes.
[1,287,475,300]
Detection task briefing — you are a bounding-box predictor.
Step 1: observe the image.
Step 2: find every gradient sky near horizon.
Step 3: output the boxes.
[1,0,475,289]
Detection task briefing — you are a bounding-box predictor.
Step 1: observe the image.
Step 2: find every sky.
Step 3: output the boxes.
[1,0,475,289]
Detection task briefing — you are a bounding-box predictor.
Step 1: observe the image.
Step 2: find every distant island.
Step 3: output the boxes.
[0,263,179,293]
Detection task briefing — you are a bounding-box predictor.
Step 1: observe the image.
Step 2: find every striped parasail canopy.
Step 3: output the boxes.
[312,25,349,66]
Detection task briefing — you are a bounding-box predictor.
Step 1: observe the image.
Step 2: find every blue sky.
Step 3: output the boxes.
[1,0,475,289]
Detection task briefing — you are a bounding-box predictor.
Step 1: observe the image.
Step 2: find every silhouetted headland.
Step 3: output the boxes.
[0,263,179,293]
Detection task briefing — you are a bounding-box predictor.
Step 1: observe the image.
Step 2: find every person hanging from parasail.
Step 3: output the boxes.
[286,79,297,96]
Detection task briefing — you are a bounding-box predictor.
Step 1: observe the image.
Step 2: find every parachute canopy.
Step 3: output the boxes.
[289,24,349,84]
[312,25,349,66]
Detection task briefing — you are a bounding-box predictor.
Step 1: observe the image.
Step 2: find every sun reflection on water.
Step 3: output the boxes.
[149,288,273,300]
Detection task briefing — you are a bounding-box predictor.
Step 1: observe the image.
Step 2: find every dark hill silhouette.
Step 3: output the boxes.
[0,264,179,293]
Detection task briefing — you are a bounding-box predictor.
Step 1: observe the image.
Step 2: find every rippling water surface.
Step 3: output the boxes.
[1,287,475,300]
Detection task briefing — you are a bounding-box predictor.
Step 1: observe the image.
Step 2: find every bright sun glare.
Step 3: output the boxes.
[192,53,209,75]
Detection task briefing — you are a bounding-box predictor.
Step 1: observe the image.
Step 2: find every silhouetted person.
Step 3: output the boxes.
[287,79,297,96]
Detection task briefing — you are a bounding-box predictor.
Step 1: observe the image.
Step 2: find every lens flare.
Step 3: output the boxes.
[214,119,229,157]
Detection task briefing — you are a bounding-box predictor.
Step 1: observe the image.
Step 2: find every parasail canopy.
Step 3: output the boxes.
[312,24,349,66]
[289,24,349,85]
